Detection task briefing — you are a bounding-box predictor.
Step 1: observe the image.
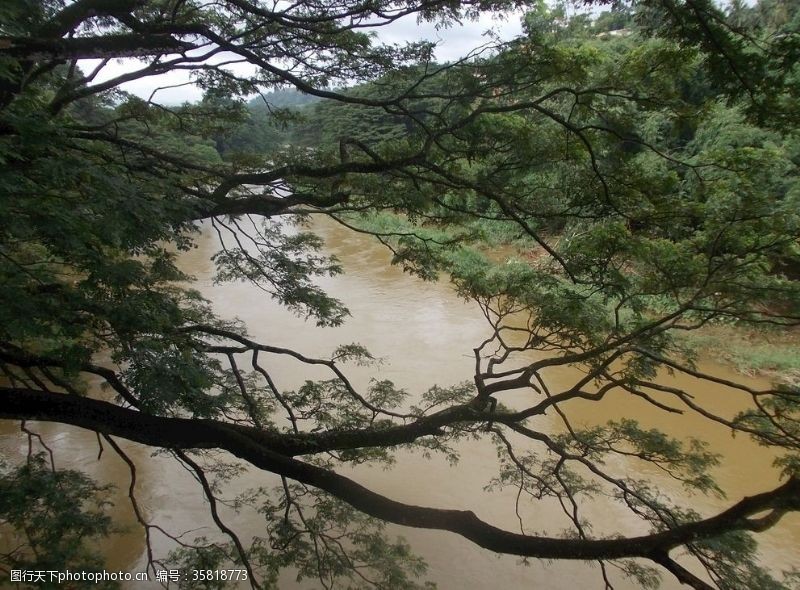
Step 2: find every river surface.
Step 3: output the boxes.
[2,216,798,589]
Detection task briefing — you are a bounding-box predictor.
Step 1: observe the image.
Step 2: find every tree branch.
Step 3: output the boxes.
[2,387,798,573]
[0,35,194,61]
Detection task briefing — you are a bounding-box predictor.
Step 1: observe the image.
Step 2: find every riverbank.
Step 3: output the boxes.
[504,233,800,385]
[680,324,800,383]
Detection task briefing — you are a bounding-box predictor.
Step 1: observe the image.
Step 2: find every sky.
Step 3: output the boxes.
[84,9,526,104]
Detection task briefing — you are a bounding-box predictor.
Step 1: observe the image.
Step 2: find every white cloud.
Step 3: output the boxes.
[375,9,525,62]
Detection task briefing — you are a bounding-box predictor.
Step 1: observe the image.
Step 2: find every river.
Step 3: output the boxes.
[2,216,798,589]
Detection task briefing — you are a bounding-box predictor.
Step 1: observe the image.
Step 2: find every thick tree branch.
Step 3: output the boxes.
[2,386,798,575]
[0,35,194,61]
[0,386,472,456]
[38,0,143,37]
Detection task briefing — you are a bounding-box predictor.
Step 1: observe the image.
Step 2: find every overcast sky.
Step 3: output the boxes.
[87,9,526,104]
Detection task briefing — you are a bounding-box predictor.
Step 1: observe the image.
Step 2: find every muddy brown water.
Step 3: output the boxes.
[2,216,798,589]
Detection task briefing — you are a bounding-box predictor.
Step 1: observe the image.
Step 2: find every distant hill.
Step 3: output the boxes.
[248,89,321,110]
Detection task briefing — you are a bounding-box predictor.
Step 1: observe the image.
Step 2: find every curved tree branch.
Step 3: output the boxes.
[2,386,798,582]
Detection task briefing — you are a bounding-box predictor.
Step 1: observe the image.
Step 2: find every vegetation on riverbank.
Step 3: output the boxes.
[681,326,800,379]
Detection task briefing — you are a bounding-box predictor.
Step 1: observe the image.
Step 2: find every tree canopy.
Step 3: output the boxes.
[1,0,799,589]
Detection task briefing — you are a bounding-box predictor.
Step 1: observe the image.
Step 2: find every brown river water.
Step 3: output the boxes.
[2,216,798,589]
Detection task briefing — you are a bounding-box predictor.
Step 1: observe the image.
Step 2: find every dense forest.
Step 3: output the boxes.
[1,0,799,589]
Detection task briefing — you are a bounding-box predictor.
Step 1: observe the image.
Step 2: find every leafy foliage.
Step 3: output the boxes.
[0,455,116,588]
[1,0,799,589]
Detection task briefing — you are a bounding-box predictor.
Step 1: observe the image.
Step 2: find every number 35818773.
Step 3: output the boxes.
[192,569,248,581]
